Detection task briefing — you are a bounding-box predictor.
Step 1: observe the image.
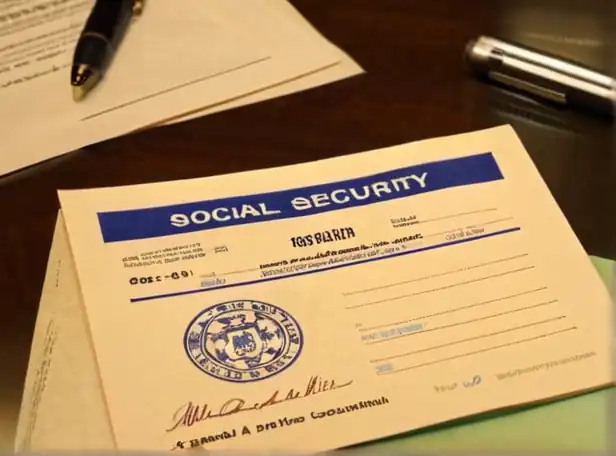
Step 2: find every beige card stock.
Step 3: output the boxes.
[15,126,613,452]
[14,215,114,451]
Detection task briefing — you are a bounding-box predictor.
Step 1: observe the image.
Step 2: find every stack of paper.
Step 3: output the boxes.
[0,0,363,175]
[14,126,613,452]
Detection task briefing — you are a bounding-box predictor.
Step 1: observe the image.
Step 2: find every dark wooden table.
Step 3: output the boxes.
[1,0,614,450]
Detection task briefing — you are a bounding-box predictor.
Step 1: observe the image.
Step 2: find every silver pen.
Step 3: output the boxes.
[464,35,616,117]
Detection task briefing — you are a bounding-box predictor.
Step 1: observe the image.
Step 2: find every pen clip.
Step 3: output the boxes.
[133,0,145,15]
[488,71,567,105]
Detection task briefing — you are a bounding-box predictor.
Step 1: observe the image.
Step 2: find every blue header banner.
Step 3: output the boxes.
[97,153,503,243]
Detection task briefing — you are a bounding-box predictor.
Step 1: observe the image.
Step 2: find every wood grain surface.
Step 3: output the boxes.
[1,0,614,450]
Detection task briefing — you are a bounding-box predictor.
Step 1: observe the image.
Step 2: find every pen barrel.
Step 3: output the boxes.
[465,36,616,116]
[74,0,133,70]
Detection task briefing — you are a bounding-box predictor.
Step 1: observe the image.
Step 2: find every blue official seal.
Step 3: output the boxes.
[183,300,303,383]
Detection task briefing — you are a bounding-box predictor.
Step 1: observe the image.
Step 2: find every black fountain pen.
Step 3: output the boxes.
[71,0,144,101]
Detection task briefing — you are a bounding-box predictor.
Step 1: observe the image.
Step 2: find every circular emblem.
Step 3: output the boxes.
[183,300,303,383]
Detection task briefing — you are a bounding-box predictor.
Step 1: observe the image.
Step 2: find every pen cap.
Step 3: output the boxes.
[464,35,616,116]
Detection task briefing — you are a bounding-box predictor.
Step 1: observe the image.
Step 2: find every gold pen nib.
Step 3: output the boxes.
[72,85,87,102]
[71,64,101,102]
[133,0,145,15]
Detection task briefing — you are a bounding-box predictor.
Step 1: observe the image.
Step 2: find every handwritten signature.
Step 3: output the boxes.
[166,375,353,432]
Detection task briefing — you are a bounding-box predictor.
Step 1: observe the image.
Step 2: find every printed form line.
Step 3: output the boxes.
[345,253,529,296]
[423,217,515,238]
[419,208,498,224]
[370,316,567,363]
[365,300,559,345]
[130,227,521,303]
[378,327,577,374]
[358,287,549,332]
[346,267,535,310]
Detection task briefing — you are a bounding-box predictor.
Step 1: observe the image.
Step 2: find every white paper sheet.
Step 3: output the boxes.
[161,0,364,126]
[0,0,354,175]
[0,0,266,174]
